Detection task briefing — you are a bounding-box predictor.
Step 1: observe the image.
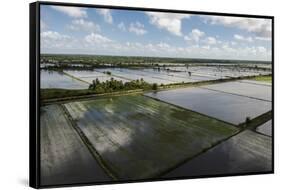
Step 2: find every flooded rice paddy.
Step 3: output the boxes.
[40,64,272,184]
[41,65,271,88]
[164,130,272,178]
[202,81,272,101]
[40,70,89,89]
[256,120,272,136]
[40,105,110,186]
[62,95,238,180]
[146,86,271,125]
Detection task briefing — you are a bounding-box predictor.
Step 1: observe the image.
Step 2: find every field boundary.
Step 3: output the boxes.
[143,94,237,127]
[199,86,271,102]
[42,89,144,105]
[238,111,272,130]
[157,129,241,177]
[62,71,91,84]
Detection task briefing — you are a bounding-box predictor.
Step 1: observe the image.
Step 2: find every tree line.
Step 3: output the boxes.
[88,78,158,93]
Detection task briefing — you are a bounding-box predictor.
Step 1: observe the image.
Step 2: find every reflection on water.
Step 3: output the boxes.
[40,105,111,186]
[64,95,238,180]
[256,120,272,136]
[41,66,272,89]
[146,87,271,125]
[163,130,272,178]
[41,70,88,89]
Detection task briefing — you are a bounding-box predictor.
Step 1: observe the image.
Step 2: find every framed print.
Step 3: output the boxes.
[30,1,274,188]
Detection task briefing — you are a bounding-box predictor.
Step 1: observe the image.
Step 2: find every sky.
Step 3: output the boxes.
[40,5,272,61]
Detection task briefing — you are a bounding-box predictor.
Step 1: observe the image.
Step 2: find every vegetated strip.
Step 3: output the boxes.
[41,89,144,105]
[253,75,272,83]
[237,110,272,130]
[41,74,269,104]
[157,74,272,92]
[60,104,118,180]
[199,86,271,102]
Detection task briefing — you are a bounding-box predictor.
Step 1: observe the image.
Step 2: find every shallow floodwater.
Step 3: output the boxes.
[63,95,237,180]
[40,105,110,186]
[202,80,272,101]
[256,120,272,136]
[64,70,130,83]
[146,87,271,125]
[41,70,88,89]
[41,66,271,88]
[163,130,272,178]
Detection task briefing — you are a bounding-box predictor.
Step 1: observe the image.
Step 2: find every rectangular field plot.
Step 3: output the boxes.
[146,87,271,125]
[256,120,272,136]
[41,70,88,89]
[166,66,270,78]
[97,68,179,84]
[240,79,272,86]
[64,70,130,83]
[96,68,215,84]
[164,130,272,178]
[202,81,272,101]
[64,95,238,180]
[40,105,110,186]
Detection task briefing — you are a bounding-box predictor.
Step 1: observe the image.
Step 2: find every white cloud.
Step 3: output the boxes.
[51,6,87,18]
[184,29,205,42]
[97,9,113,24]
[184,36,191,41]
[128,22,147,36]
[118,22,126,31]
[234,34,253,42]
[67,19,100,32]
[156,42,170,49]
[231,41,237,46]
[146,12,190,36]
[255,36,271,41]
[41,31,71,41]
[41,31,75,50]
[202,45,210,50]
[257,46,267,53]
[41,31,271,61]
[84,33,112,44]
[202,16,271,38]
[205,36,217,45]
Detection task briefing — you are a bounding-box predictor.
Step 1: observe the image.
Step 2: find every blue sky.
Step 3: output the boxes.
[40,5,272,61]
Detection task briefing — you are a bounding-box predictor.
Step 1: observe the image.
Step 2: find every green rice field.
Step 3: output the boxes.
[63,95,239,180]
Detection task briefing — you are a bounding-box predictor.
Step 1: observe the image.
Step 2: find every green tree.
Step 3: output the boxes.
[152,83,158,90]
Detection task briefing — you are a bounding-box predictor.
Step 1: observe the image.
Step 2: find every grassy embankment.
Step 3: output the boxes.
[238,111,272,130]
[252,75,272,83]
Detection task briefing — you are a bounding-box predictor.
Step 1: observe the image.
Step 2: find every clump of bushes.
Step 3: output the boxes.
[88,78,154,93]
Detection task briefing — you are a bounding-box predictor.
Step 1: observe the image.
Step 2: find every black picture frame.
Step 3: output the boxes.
[30,1,274,188]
